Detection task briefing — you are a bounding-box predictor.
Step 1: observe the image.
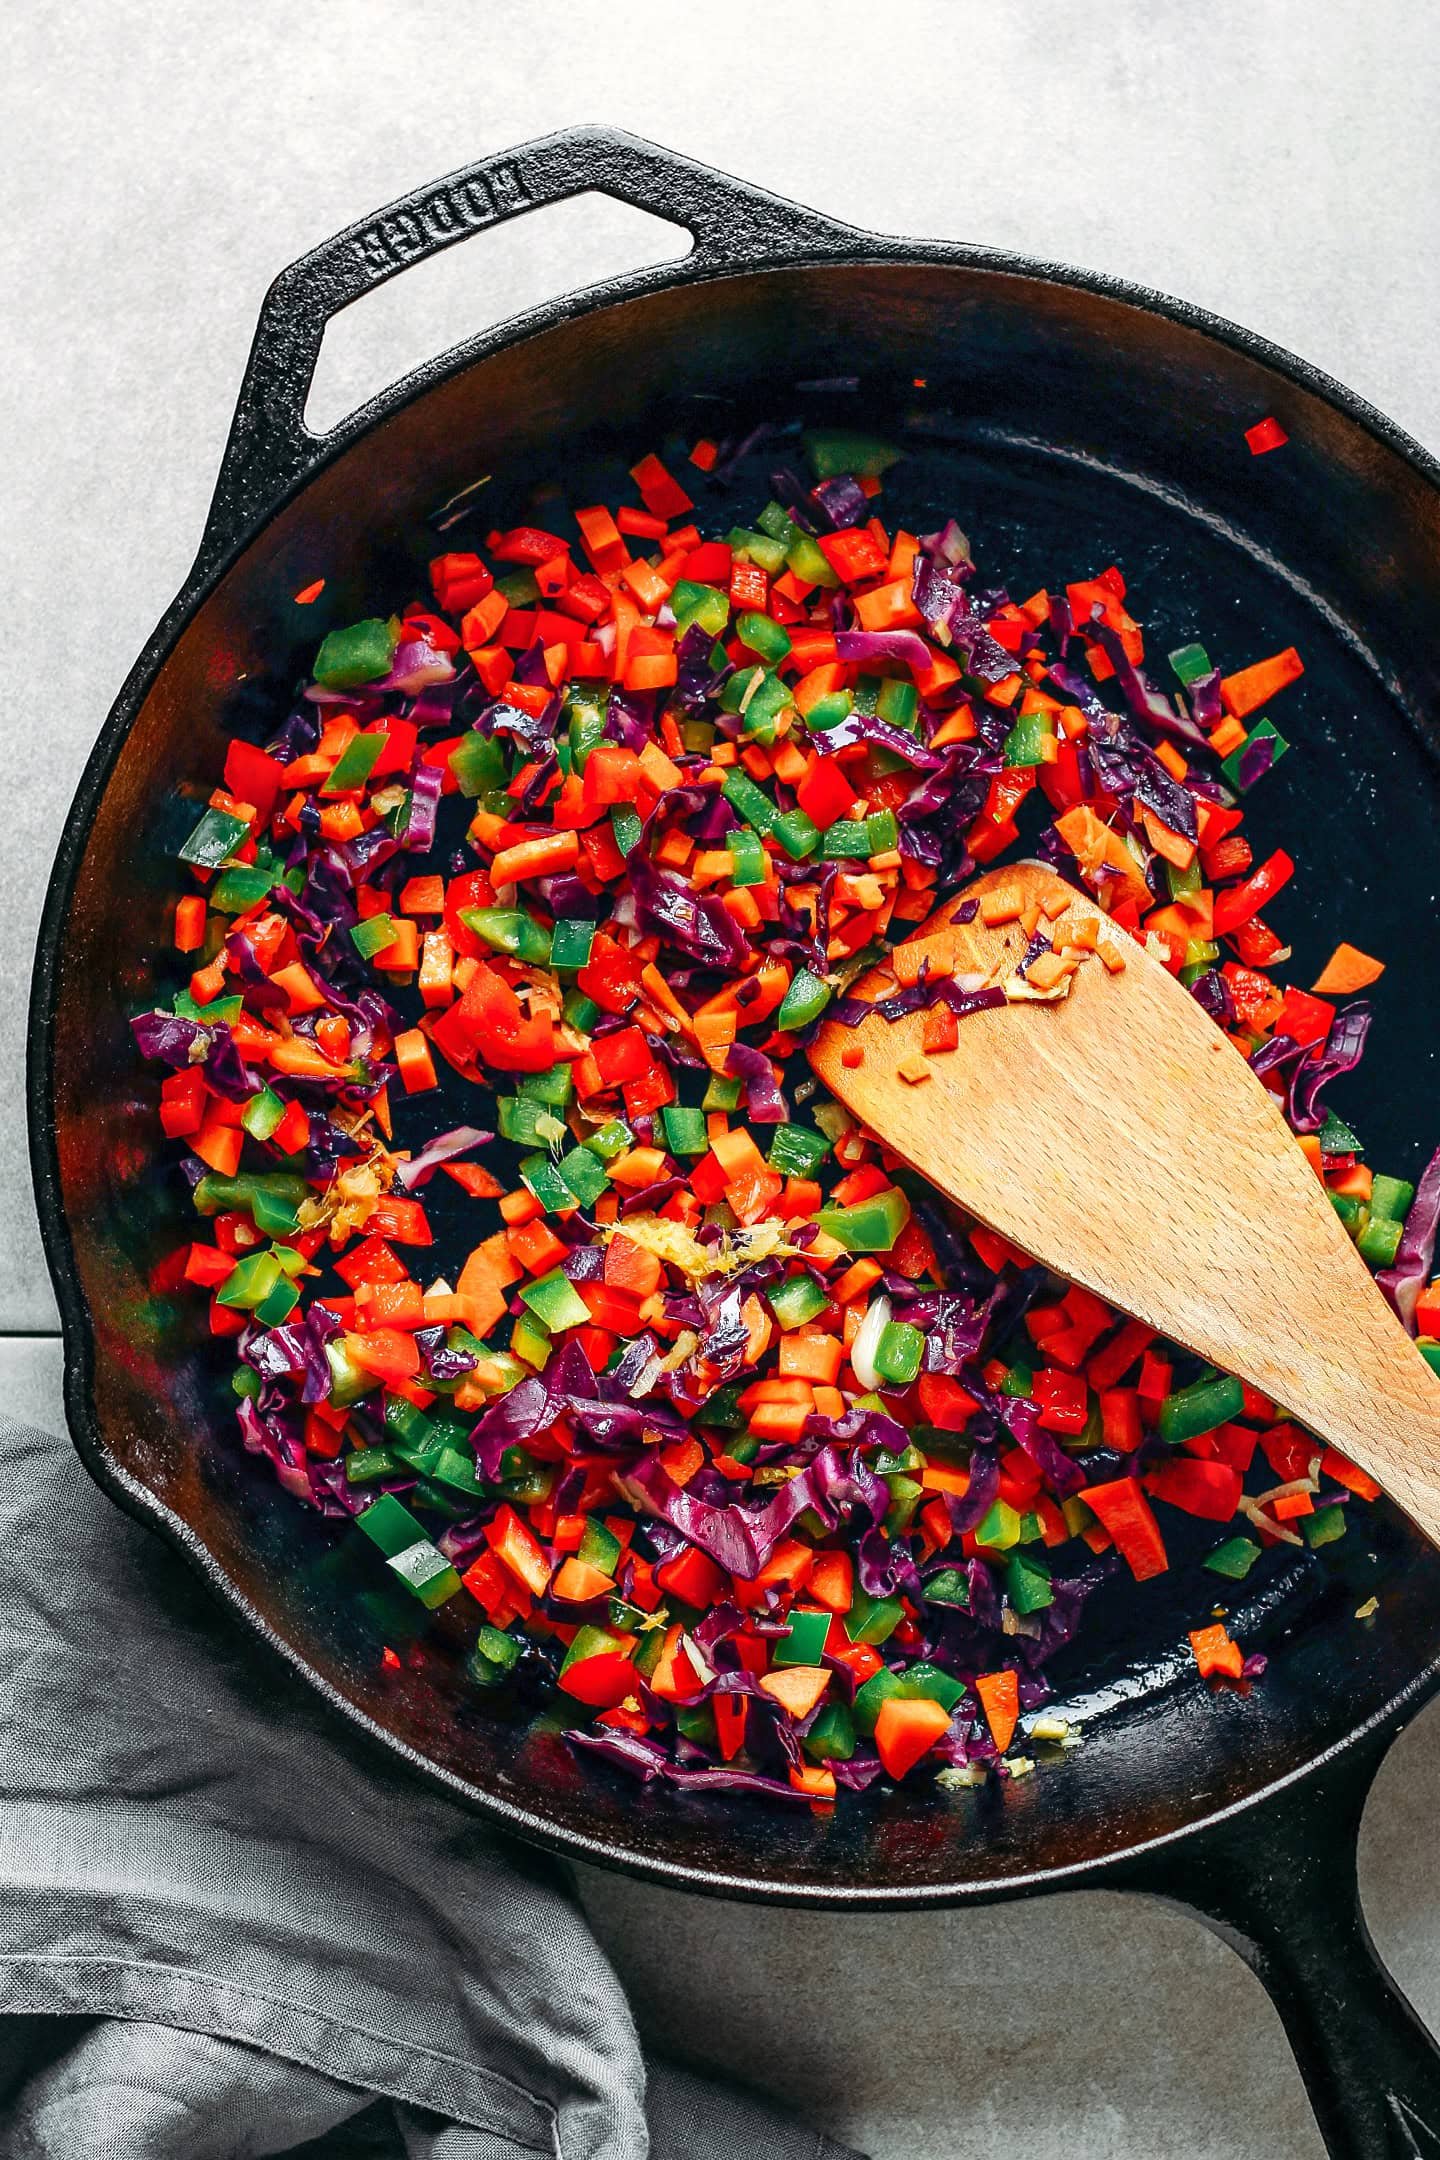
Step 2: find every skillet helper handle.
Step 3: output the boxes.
[198,123,854,573]
[1111,1733,1440,2158]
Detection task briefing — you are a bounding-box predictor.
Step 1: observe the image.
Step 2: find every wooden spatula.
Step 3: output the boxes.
[808,860,1440,1543]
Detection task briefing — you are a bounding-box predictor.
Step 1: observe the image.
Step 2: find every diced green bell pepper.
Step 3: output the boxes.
[897,1660,966,1712]
[387,1540,463,1608]
[775,968,832,1032]
[739,671,793,743]
[520,1268,592,1332]
[845,1585,903,1646]
[563,990,601,1033]
[1330,1191,1366,1235]
[802,1701,856,1761]
[873,1320,924,1387]
[756,500,797,545]
[449,730,509,796]
[1221,717,1290,792]
[460,906,552,965]
[852,1666,904,1735]
[510,1313,552,1370]
[211,861,280,913]
[771,808,821,861]
[517,1062,574,1107]
[767,1124,830,1177]
[214,1251,280,1311]
[877,677,919,732]
[579,1515,624,1575]
[172,991,244,1025]
[497,1095,556,1147]
[765,1274,829,1331]
[727,828,768,887]
[351,913,399,959]
[726,527,788,574]
[323,731,388,795]
[1157,1373,1245,1445]
[720,768,778,833]
[240,1088,286,1142]
[1204,1535,1262,1580]
[1303,1504,1347,1548]
[345,1446,400,1485]
[467,1623,522,1686]
[803,690,854,731]
[357,1494,427,1557]
[1358,1213,1404,1268]
[661,1104,709,1157]
[816,1185,911,1253]
[1002,710,1052,769]
[556,1147,610,1208]
[820,819,872,860]
[610,804,643,856]
[923,1567,971,1609]
[325,1336,378,1407]
[785,530,839,588]
[431,1446,487,1499]
[583,1117,634,1161]
[1318,1111,1362,1157]
[670,580,731,637]
[1168,641,1213,686]
[549,919,596,972]
[884,1473,923,1535]
[735,611,792,665]
[566,696,607,773]
[519,1155,576,1213]
[701,1072,742,1113]
[179,807,250,868]
[1166,855,1204,901]
[804,430,903,480]
[1005,1551,1055,1614]
[973,1498,1023,1552]
[560,1624,629,1676]
[1370,1173,1415,1223]
[314,618,397,690]
[774,1607,832,1666]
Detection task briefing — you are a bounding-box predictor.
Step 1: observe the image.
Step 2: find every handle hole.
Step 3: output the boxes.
[305,192,692,436]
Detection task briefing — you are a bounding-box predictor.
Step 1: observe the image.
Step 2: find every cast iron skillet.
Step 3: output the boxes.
[28,127,1440,2156]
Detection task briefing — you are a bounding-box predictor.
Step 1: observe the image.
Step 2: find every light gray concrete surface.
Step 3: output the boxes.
[7,5,1440,2152]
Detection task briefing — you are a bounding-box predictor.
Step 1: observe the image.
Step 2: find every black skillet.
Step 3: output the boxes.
[27,127,1440,2155]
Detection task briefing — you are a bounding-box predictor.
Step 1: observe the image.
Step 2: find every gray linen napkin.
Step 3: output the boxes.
[0,1415,860,2159]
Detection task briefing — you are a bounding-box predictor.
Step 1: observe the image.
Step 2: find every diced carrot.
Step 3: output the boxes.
[973,1669,1020,1752]
[1188,1624,1244,1681]
[1220,646,1304,720]
[552,1556,617,1603]
[1311,942,1385,995]
[394,1027,437,1093]
[759,1666,832,1719]
[874,1694,952,1778]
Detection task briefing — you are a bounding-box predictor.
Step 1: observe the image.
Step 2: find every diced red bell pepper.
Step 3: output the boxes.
[1145,1457,1244,1522]
[1033,1368,1090,1434]
[1213,850,1294,936]
[558,1649,638,1709]
[1077,1477,1169,1581]
[1273,987,1334,1048]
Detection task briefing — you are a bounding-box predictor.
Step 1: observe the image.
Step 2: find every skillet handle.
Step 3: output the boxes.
[1109,1729,1440,2158]
[198,123,855,575]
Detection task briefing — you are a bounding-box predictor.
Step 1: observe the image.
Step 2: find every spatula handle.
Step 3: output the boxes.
[1113,1726,1440,2159]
